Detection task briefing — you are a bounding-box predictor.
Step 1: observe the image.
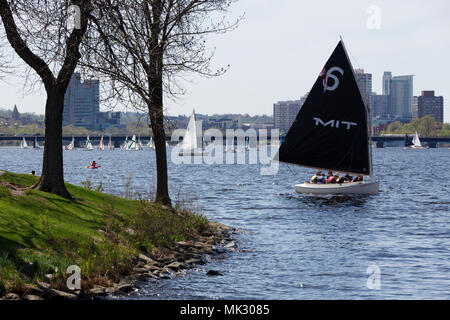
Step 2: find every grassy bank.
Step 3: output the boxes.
[0,171,214,298]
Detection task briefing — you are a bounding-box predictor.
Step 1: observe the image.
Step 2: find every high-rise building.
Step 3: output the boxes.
[413,91,444,123]
[63,73,100,130]
[389,74,414,121]
[371,93,388,119]
[382,72,392,96]
[273,95,307,133]
[355,69,372,110]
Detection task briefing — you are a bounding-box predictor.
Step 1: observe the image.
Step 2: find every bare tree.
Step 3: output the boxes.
[83,0,239,206]
[0,0,92,198]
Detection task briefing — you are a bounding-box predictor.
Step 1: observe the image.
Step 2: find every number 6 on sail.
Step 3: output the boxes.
[274,39,379,195]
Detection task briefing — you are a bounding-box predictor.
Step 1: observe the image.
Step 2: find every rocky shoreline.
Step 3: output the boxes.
[0,222,237,301]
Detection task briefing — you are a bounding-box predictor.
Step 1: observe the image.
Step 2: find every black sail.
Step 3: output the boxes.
[276,41,371,175]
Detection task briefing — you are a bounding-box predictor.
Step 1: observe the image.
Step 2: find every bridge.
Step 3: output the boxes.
[1,134,450,148]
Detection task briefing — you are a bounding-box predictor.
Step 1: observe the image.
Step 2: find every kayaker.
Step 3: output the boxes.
[91,160,97,169]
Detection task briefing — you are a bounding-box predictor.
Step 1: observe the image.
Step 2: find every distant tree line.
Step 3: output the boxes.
[383,116,450,137]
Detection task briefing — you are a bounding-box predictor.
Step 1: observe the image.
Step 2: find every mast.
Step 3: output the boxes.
[340,38,375,182]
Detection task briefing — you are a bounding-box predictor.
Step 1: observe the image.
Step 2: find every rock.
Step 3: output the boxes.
[185,258,204,266]
[4,293,20,300]
[48,289,78,300]
[116,283,133,293]
[206,270,223,276]
[166,262,187,271]
[37,281,51,290]
[23,294,43,301]
[132,267,149,274]
[89,286,107,296]
[24,285,44,296]
[224,241,236,248]
[138,253,162,267]
[145,265,162,272]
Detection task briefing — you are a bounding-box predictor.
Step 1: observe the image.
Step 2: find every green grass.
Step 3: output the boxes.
[0,171,210,295]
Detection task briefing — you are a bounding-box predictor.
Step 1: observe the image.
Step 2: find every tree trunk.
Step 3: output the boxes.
[149,105,171,206]
[33,90,71,199]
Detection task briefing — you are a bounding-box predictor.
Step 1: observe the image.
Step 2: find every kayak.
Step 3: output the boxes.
[84,166,101,169]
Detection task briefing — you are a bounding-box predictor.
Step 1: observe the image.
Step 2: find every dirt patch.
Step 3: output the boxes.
[0,182,27,196]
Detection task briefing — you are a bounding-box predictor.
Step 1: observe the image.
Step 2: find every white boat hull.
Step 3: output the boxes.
[295,181,379,195]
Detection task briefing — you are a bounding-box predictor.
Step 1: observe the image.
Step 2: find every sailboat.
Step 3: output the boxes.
[34,137,41,149]
[405,132,425,149]
[147,137,156,150]
[84,135,93,151]
[137,135,144,150]
[98,135,105,150]
[275,40,379,195]
[20,137,29,149]
[108,136,114,150]
[126,135,140,151]
[121,136,129,150]
[65,136,75,150]
[178,110,209,156]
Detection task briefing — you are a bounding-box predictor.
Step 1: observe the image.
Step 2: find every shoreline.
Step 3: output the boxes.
[0,170,237,301]
[1,220,237,301]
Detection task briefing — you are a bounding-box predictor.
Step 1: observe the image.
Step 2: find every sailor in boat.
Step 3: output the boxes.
[310,171,328,184]
[87,160,101,169]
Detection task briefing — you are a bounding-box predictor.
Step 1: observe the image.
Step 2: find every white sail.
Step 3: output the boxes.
[121,136,129,150]
[179,110,206,156]
[20,137,29,149]
[85,135,93,151]
[412,132,422,147]
[34,137,41,149]
[127,135,140,151]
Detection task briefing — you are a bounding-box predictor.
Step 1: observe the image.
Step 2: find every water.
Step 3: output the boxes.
[1,147,449,299]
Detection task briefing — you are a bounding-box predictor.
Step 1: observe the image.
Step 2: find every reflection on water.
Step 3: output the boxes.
[0,147,449,299]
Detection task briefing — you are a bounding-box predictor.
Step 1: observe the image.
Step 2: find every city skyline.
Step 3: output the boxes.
[0,0,449,122]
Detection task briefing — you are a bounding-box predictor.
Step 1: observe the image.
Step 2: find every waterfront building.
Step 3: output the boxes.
[388,74,414,122]
[413,91,444,123]
[63,73,100,130]
[273,95,307,134]
[371,93,389,119]
[355,69,372,111]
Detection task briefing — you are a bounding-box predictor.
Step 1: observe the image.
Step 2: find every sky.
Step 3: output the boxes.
[1,0,449,122]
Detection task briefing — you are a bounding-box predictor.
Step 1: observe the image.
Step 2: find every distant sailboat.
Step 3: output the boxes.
[178,110,209,156]
[20,137,29,149]
[108,136,114,150]
[137,135,144,150]
[275,40,379,195]
[405,132,425,149]
[147,137,156,150]
[85,135,93,151]
[121,136,129,150]
[98,135,105,150]
[125,135,141,151]
[34,137,41,149]
[65,136,75,150]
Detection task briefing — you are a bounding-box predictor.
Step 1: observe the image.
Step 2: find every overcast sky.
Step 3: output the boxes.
[1,0,449,122]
